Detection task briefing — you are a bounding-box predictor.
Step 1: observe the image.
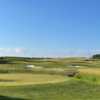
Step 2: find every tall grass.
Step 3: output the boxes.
[75,73,100,84]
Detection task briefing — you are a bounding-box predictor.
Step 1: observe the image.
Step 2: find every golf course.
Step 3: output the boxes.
[0,57,99,100]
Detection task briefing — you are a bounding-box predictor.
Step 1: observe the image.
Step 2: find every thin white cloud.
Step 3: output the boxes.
[0,48,100,57]
[14,48,26,54]
[0,48,27,57]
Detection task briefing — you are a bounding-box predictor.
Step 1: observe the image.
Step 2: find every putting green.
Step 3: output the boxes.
[0,73,68,86]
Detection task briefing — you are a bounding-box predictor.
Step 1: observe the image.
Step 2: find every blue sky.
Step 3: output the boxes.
[0,0,99,57]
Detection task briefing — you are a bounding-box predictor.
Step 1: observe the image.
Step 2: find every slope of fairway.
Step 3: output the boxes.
[0,74,68,86]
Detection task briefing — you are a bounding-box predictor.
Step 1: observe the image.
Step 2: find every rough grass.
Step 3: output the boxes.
[0,80,100,100]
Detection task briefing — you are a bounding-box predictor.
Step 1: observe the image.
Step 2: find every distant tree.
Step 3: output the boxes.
[92,54,100,59]
[0,57,9,64]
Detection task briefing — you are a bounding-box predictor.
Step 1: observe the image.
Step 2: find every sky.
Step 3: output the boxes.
[0,0,99,57]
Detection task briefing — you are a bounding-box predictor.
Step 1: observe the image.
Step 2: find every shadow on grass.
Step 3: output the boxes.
[0,95,26,100]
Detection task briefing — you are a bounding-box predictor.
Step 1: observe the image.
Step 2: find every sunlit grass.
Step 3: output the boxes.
[79,68,100,75]
[0,74,68,86]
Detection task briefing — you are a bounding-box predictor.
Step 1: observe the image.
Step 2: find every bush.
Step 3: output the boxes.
[92,54,100,59]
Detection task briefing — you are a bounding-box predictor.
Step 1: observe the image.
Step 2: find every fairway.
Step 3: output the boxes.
[0,74,68,86]
[79,68,100,75]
